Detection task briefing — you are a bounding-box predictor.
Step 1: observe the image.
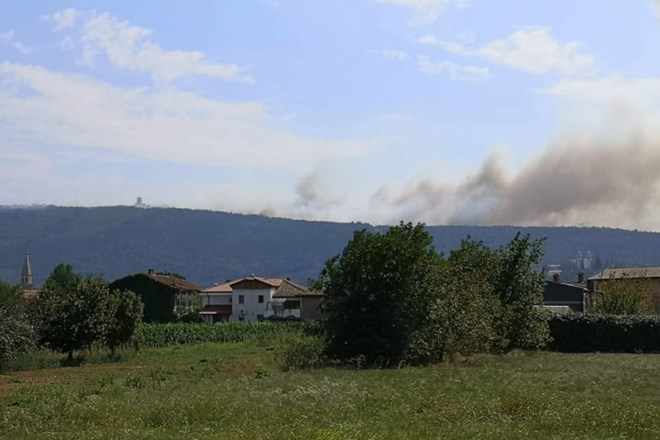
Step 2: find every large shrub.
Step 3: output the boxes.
[590,277,652,315]
[36,264,143,359]
[491,233,549,350]
[314,225,549,365]
[314,223,444,364]
[105,290,144,356]
[549,314,660,353]
[0,281,33,370]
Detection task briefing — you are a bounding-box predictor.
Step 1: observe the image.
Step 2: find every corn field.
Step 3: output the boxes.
[134,321,315,349]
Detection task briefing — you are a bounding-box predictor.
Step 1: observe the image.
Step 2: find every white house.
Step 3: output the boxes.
[199,275,323,323]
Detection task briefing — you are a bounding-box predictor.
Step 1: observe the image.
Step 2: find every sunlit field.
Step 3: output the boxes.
[2,341,660,440]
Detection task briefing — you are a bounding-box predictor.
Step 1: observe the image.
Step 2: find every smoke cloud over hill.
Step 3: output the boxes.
[374,128,660,229]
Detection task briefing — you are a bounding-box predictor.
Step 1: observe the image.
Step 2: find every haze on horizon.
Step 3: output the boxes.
[2,1,660,230]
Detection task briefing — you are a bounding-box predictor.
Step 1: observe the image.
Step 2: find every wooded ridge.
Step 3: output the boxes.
[1,205,659,287]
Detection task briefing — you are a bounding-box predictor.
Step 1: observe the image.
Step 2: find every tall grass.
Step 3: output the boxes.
[3,347,660,439]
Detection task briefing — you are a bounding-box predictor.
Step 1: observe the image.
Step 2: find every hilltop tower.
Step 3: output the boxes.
[20,251,33,289]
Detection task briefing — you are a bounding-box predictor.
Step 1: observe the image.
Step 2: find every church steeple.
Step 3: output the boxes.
[21,251,33,289]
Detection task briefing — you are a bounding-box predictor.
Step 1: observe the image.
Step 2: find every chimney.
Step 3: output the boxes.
[552,273,560,282]
[577,272,585,284]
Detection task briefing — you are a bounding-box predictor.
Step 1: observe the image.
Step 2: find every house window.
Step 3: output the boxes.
[258,295,264,304]
[239,295,244,304]
[257,314,264,321]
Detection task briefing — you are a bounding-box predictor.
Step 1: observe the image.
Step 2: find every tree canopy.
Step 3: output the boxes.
[36,264,143,359]
[0,280,33,370]
[315,224,549,365]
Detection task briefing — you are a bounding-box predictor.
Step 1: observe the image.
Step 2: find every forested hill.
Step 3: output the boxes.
[1,205,660,287]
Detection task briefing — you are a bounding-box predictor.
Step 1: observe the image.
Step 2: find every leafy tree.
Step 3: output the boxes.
[314,222,443,364]
[439,238,502,356]
[42,263,81,296]
[105,290,143,356]
[315,227,550,365]
[590,276,651,315]
[0,280,34,370]
[37,264,144,359]
[37,272,113,360]
[491,233,549,350]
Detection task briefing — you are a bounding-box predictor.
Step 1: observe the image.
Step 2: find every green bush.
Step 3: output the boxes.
[0,310,34,371]
[0,281,34,371]
[549,314,660,353]
[275,335,325,370]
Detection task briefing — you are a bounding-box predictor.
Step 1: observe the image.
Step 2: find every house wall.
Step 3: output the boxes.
[646,280,660,312]
[543,282,586,312]
[301,296,324,321]
[201,294,231,306]
[231,287,275,322]
[590,278,660,313]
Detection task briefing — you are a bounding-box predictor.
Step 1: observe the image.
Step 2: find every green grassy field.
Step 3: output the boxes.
[1,343,660,440]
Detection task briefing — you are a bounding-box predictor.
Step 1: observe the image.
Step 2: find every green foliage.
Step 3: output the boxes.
[315,222,443,364]
[316,227,549,365]
[135,321,311,348]
[549,313,660,353]
[4,343,660,439]
[36,264,144,359]
[105,290,144,356]
[156,271,186,279]
[431,240,502,358]
[109,274,176,323]
[0,280,34,370]
[275,334,325,370]
[590,277,651,315]
[37,270,113,359]
[41,263,82,295]
[492,233,549,350]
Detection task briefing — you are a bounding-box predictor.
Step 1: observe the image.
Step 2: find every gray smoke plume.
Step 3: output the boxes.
[294,162,345,211]
[375,128,660,228]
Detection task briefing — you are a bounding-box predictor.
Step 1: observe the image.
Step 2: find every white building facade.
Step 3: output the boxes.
[199,276,311,323]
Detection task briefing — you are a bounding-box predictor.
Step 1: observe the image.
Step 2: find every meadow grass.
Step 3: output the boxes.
[2,343,660,439]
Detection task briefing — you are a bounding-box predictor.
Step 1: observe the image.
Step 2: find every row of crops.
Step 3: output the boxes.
[134,321,317,348]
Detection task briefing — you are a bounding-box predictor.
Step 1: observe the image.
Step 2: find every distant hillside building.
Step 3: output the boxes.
[134,197,148,208]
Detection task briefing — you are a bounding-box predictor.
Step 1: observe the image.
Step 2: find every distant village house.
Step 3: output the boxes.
[110,269,202,322]
[199,275,323,323]
[588,267,660,313]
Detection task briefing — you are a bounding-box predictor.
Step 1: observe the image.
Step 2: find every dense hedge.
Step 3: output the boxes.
[549,314,660,353]
[134,321,314,349]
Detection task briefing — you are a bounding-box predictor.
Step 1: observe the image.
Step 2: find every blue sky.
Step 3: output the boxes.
[2,1,660,229]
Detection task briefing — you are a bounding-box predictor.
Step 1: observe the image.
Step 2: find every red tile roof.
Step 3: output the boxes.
[147,273,202,292]
[201,275,321,297]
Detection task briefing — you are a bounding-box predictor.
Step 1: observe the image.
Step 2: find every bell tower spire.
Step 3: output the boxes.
[21,250,33,289]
